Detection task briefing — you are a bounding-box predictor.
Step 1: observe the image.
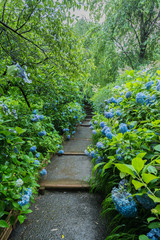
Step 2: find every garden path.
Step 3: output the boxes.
[9,106,106,240]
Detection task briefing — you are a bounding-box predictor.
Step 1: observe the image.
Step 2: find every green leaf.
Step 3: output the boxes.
[15,127,25,135]
[139,235,149,240]
[7,65,18,76]
[132,157,144,173]
[116,133,123,141]
[132,180,144,190]
[148,194,160,203]
[147,217,157,223]
[102,161,112,173]
[154,145,160,152]
[18,215,26,224]
[115,164,135,177]
[0,220,10,228]
[142,173,158,183]
[136,152,146,159]
[148,222,160,229]
[92,162,104,176]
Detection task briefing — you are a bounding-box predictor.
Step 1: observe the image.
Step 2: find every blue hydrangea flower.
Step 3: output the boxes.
[106,131,113,139]
[31,114,40,122]
[84,149,89,156]
[92,130,97,134]
[118,179,128,189]
[105,112,114,119]
[145,94,156,105]
[14,147,19,153]
[117,97,123,105]
[120,92,124,96]
[119,123,128,134]
[58,149,64,155]
[38,131,46,136]
[39,115,44,120]
[125,91,132,98]
[96,142,104,149]
[100,122,105,128]
[102,126,110,135]
[35,152,40,158]
[94,120,98,124]
[147,228,160,240]
[15,178,23,187]
[136,193,156,210]
[116,110,121,117]
[30,146,36,152]
[72,131,76,134]
[110,97,117,104]
[40,169,47,176]
[116,148,123,161]
[67,135,70,140]
[157,84,160,91]
[105,105,109,110]
[90,125,94,130]
[65,128,69,131]
[112,187,137,218]
[136,92,146,104]
[32,109,37,114]
[34,160,40,166]
[146,81,154,90]
[114,85,120,89]
[91,150,97,158]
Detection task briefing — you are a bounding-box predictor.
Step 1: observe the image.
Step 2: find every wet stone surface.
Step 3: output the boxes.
[9,191,106,240]
[45,155,92,182]
[71,126,92,140]
[63,139,91,153]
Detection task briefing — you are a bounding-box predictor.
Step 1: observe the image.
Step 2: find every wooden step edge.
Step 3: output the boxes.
[63,152,86,156]
[80,124,90,127]
[39,182,90,193]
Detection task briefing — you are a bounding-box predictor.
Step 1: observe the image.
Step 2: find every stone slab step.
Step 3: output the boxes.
[39,179,90,191]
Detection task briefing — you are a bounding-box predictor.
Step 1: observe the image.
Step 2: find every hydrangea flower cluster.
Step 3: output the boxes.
[136,193,156,210]
[40,169,47,176]
[35,152,40,158]
[146,81,154,90]
[117,97,123,105]
[136,92,146,105]
[34,160,40,166]
[119,123,128,134]
[38,130,46,136]
[116,110,121,117]
[92,130,97,134]
[105,130,113,139]
[116,148,123,160]
[118,179,128,189]
[15,178,23,187]
[111,187,137,218]
[30,146,36,152]
[18,188,32,206]
[105,111,114,119]
[100,122,105,128]
[125,91,132,98]
[110,97,117,104]
[58,149,64,155]
[147,228,160,240]
[96,142,104,149]
[31,114,44,122]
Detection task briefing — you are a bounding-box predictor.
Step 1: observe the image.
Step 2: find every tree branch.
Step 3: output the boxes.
[126,17,141,47]
[112,37,134,69]
[1,0,8,22]
[0,20,48,58]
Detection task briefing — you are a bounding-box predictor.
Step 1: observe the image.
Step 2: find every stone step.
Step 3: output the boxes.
[39,179,90,192]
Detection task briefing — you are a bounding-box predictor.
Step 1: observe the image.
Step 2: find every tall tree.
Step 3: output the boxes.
[90,0,160,68]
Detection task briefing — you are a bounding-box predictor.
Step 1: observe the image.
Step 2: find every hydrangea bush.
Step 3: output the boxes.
[88,69,160,239]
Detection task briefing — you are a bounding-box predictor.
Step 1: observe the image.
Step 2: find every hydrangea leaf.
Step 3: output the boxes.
[92,162,105,176]
[116,133,123,141]
[148,221,160,229]
[0,220,10,228]
[139,235,149,240]
[142,173,158,184]
[15,127,25,135]
[115,163,135,177]
[154,144,160,152]
[18,215,26,224]
[132,180,144,190]
[132,157,144,173]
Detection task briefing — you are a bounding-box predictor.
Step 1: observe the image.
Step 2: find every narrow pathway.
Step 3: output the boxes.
[9,106,106,240]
